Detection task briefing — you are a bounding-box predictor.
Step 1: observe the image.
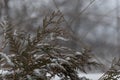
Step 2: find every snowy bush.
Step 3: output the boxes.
[99,58,120,80]
[0,11,99,80]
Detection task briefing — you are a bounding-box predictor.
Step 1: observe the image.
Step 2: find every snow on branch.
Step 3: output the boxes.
[0,52,14,66]
[56,36,69,41]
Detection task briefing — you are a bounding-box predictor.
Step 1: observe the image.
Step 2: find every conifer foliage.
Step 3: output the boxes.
[0,11,98,80]
[99,58,120,80]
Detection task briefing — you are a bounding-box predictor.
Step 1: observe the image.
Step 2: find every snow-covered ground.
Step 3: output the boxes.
[1,70,120,80]
[52,73,103,80]
[53,73,120,80]
[0,70,102,80]
[78,73,103,80]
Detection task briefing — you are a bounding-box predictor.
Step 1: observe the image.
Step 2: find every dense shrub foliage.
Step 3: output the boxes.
[0,11,99,80]
[99,58,120,80]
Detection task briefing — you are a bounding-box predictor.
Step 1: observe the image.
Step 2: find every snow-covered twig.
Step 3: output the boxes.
[0,52,14,66]
[56,36,69,41]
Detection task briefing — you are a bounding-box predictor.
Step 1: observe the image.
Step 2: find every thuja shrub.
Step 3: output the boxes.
[99,58,120,80]
[0,11,99,80]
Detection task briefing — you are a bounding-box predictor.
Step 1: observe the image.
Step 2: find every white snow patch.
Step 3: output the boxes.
[50,33,54,40]
[52,73,104,80]
[46,73,51,77]
[0,70,13,77]
[51,75,61,80]
[27,75,32,80]
[78,73,104,80]
[33,69,41,76]
[13,29,17,36]
[66,57,71,60]
[75,51,82,55]
[0,70,9,75]
[37,43,49,46]
[0,52,14,66]
[56,36,69,41]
